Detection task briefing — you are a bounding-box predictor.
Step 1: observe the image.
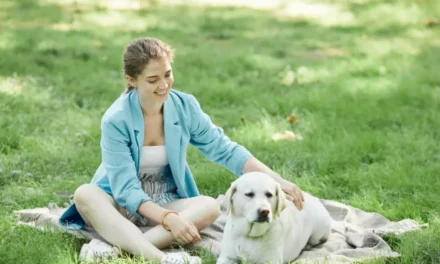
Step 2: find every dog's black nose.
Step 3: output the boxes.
[259,209,269,218]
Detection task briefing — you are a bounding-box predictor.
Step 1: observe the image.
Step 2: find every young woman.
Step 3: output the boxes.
[59,37,304,264]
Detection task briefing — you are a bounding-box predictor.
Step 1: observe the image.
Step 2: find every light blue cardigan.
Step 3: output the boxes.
[59,89,253,230]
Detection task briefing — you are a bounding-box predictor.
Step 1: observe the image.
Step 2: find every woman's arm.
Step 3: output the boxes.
[137,201,168,223]
[242,156,283,180]
[242,156,304,210]
[100,120,152,219]
[187,95,303,210]
[188,95,253,176]
[138,201,201,243]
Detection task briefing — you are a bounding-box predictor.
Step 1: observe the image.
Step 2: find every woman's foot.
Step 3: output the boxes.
[161,252,202,264]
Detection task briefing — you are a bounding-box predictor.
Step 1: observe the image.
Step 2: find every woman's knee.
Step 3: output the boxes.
[204,196,221,219]
[73,183,102,211]
[195,196,221,227]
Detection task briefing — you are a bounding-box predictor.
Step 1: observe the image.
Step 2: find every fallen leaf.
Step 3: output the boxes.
[286,114,298,124]
[272,130,303,141]
[425,18,440,27]
[72,7,84,14]
[93,40,103,48]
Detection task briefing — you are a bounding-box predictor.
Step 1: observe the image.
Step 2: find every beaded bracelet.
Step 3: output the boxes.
[161,210,178,231]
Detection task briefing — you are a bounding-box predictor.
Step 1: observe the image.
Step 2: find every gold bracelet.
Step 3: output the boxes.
[161,211,178,231]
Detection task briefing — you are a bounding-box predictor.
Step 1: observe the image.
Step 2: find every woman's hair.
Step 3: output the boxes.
[122,37,174,93]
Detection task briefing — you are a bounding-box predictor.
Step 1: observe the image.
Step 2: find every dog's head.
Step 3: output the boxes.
[224,172,287,224]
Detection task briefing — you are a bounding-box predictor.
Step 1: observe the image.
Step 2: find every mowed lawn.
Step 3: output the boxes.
[0,0,439,263]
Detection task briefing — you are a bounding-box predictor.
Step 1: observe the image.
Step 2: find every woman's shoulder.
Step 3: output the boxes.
[169,89,207,132]
[169,89,196,104]
[101,92,133,126]
[169,89,199,112]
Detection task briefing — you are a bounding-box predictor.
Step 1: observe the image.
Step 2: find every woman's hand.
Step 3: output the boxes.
[276,177,305,210]
[163,214,201,244]
[241,157,305,210]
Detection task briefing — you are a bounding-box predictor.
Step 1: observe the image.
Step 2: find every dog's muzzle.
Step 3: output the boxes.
[254,208,270,222]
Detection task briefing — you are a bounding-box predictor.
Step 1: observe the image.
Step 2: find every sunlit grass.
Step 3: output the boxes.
[1,0,439,263]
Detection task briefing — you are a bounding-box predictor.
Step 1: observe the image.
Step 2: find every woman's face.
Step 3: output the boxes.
[128,57,174,106]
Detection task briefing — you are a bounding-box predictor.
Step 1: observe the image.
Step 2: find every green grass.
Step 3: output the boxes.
[1,0,439,263]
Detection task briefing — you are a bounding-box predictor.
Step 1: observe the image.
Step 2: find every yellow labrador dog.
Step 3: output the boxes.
[217,172,331,264]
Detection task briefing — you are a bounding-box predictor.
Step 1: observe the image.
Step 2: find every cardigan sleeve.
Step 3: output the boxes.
[188,95,253,176]
[100,120,151,218]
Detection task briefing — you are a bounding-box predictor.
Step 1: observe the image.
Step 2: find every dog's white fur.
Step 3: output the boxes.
[217,172,331,264]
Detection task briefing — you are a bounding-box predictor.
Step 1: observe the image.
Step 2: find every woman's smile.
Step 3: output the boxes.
[155,89,168,96]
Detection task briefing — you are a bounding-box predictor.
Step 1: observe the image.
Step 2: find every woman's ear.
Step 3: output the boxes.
[125,75,137,87]
[223,183,237,215]
[275,183,287,217]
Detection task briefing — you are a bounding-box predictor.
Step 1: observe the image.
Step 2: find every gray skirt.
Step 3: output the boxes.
[125,165,180,226]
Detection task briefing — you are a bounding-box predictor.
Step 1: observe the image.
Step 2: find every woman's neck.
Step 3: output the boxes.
[140,100,163,116]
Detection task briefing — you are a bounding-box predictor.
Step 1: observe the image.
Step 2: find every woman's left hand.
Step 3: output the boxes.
[276,177,304,210]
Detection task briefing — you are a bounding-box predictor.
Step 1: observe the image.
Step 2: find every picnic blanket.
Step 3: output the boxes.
[14,195,428,263]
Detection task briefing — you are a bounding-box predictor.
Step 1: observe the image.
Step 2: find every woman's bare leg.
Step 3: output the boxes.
[73,184,165,261]
[143,196,221,249]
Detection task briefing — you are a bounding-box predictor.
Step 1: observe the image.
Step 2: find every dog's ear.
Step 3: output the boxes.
[275,183,287,217]
[223,182,237,214]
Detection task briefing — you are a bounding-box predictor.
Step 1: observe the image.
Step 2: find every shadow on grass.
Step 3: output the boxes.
[1,0,440,263]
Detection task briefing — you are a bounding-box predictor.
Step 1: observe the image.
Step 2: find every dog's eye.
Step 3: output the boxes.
[245,192,254,198]
[265,192,273,198]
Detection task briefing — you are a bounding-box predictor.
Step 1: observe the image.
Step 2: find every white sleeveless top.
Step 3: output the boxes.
[139,146,169,171]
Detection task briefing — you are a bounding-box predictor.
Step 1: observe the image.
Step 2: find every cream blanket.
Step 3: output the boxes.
[14,195,427,263]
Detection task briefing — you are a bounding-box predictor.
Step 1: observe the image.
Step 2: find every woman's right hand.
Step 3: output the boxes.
[163,214,201,244]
